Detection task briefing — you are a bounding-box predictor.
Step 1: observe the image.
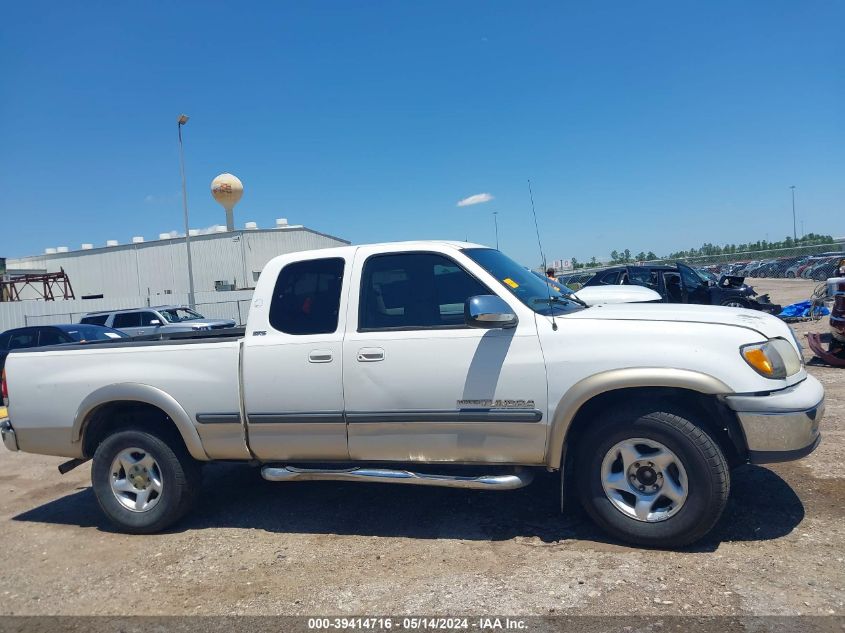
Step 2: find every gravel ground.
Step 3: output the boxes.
[0,279,842,617]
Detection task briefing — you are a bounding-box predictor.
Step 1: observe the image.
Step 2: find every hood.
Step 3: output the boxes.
[561,302,791,340]
[572,285,661,306]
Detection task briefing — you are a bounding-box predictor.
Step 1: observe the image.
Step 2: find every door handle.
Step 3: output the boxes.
[308,349,333,363]
[357,347,385,362]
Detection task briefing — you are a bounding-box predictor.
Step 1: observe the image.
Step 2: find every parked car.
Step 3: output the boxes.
[808,256,844,281]
[582,263,780,312]
[81,306,237,337]
[784,257,812,279]
[1,241,822,548]
[0,324,127,373]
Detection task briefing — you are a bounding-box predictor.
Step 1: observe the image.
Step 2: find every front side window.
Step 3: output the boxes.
[627,268,659,290]
[113,312,141,328]
[269,258,345,335]
[359,252,490,330]
[37,328,71,346]
[139,312,161,326]
[63,325,128,341]
[598,270,622,285]
[463,248,585,317]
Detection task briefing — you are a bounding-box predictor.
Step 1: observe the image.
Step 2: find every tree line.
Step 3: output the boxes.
[567,234,834,269]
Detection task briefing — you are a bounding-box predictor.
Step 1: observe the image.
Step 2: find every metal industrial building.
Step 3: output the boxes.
[0,220,349,329]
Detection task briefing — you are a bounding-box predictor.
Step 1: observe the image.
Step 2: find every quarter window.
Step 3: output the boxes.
[359,252,490,330]
[269,258,345,335]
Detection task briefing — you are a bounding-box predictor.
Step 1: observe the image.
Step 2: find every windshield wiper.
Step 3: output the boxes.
[532,295,588,309]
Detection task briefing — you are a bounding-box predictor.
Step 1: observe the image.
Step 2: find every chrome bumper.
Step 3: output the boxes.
[723,375,824,464]
[1,418,19,452]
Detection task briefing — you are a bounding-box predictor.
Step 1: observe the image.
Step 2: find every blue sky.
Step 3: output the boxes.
[1,1,842,266]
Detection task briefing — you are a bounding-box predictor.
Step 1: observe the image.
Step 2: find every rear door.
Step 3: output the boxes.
[242,254,350,460]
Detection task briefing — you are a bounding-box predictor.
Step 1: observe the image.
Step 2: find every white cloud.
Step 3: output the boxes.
[457,192,494,207]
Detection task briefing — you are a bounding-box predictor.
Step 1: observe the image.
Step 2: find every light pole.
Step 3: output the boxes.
[790,185,797,242]
[493,211,499,249]
[177,114,196,309]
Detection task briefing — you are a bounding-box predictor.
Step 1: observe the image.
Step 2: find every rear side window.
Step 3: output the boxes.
[8,330,37,350]
[0,332,10,349]
[81,315,109,326]
[112,312,141,328]
[269,258,345,335]
[359,252,490,331]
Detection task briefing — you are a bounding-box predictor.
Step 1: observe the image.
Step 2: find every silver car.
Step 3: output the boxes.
[80,306,236,337]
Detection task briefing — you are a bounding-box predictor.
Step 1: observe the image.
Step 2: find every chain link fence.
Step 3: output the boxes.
[23,298,252,327]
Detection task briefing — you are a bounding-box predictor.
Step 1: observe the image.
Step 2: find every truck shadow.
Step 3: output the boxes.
[12,464,804,550]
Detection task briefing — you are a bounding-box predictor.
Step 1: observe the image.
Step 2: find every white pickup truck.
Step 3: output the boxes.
[0,241,824,547]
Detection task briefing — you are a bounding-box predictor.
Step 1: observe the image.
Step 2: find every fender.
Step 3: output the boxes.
[72,383,209,461]
[545,367,732,468]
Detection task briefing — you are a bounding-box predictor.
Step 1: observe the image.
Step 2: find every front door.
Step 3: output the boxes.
[242,255,349,460]
[342,249,548,464]
[677,263,711,305]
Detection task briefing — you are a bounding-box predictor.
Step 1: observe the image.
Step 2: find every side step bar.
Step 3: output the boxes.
[260,465,533,490]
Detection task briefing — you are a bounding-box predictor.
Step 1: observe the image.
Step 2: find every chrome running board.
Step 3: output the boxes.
[260,465,533,490]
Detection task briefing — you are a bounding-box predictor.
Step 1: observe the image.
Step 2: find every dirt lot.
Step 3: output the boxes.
[0,279,842,617]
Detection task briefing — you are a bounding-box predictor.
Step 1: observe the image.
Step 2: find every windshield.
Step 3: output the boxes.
[463,248,586,316]
[159,308,204,323]
[63,325,128,342]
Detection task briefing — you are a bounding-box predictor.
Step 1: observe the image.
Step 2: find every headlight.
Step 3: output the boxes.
[741,338,802,379]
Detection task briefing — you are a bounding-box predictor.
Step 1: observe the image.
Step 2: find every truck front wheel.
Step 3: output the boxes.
[575,407,729,548]
[91,429,201,534]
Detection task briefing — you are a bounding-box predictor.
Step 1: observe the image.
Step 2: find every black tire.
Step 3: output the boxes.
[574,406,729,548]
[720,298,749,308]
[92,429,201,534]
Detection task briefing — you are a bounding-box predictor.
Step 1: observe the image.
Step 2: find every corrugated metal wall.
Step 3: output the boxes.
[1,226,348,331]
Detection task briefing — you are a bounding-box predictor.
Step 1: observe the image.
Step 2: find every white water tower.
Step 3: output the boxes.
[211,173,244,231]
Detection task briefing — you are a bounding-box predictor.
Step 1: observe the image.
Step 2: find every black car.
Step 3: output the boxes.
[583,262,780,312]
[0,324,128,373]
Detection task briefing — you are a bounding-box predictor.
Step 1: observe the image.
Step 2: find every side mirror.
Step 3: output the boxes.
[149,319,161,326]
[464,295,518,329]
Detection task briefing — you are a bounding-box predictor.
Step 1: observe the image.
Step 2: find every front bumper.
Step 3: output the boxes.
[1,418,19,452]
[723,375,824,464]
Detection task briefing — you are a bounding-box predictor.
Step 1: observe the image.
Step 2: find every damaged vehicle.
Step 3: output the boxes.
[583,263,781,313]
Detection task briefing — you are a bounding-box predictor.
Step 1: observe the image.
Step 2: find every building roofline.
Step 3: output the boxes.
[7,225,350,262]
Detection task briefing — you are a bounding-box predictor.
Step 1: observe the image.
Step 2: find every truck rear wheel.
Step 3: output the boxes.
[91,429,201,534]
[574,407,729,548]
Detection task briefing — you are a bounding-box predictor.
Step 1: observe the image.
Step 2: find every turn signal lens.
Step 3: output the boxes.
[740,339,801,379]
[742,348,774,376]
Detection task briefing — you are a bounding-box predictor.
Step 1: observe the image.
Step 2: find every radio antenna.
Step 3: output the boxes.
[528,179,557,331]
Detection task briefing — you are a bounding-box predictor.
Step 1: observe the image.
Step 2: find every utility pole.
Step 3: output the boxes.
[493,211,499,249]
[790,185,797,242]
[177,114,196,309]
